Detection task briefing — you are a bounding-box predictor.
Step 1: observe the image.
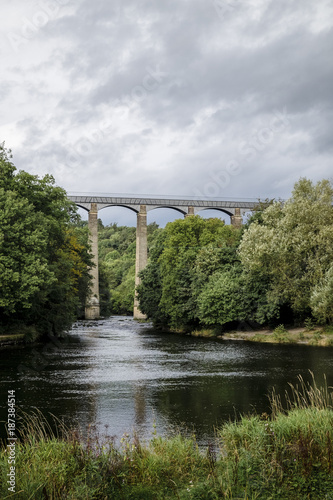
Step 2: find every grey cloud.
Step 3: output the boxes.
[1,0,332,212]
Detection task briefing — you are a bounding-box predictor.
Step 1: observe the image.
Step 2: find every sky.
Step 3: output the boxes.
[1,0,333,226]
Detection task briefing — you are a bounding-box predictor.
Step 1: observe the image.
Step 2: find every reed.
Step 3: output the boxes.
[219,372,333,498]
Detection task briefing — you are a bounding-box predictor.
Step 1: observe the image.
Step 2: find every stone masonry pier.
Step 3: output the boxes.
[68,195,258,320]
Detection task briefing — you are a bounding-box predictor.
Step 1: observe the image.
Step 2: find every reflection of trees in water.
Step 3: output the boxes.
[0,338,98,440]
[153,378,270,433]
[152,346,333,434]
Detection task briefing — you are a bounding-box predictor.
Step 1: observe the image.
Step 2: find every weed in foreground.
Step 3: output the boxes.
[218,372,333,499]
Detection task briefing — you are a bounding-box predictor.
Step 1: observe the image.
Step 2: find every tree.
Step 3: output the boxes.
[196,267,280,328]
[0,143,92,336]
[0,189,54,313]
[310,265,333,324]
[196,269,245,326]
[243,198,276,228]
[238,178,333,320]
[138,216,242,329]
[137,229,168,325]
[158,217,234,329]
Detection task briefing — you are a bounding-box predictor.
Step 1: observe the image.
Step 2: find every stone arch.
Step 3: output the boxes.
[95,205,139,228]
[146,206,187,228]
[196,207,233,217]
[75,204,90,212]
[194,207,233,225]
[147,205,187,215]
[99,204,139,214]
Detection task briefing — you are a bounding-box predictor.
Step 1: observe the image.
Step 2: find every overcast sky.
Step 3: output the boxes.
[1,0,332,225]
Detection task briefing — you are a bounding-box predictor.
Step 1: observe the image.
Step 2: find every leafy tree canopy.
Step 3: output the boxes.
[0,143,92,337]
[239,178,333,318]
[138,216,242,329]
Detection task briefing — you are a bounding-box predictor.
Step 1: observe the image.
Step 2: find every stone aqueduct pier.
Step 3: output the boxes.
[68,195,258,320]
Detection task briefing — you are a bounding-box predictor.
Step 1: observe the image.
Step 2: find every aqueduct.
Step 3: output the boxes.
[68,195,258,320]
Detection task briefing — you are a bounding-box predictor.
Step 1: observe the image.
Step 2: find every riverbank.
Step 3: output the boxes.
[0,333,25,347]
[1,376,332,499]
[2,320,333,349]
[190,324,333,346]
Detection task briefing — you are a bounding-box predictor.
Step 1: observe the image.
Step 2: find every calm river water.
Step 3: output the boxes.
[1,317,333,446]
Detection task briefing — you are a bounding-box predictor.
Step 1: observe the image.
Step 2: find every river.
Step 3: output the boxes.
[1,317,333,446]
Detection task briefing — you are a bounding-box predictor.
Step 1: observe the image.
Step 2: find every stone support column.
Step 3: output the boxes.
[185,206,195,217]
[85,203,100,319]
[134,205,148,319]
[231,207,243,228]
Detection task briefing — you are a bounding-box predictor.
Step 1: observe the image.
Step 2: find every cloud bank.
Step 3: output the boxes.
[1,0,332,223]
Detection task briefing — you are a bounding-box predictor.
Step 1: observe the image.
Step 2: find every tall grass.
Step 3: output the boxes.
[270,371,333,416]
[1,373,333,499]
[219,372,333,498]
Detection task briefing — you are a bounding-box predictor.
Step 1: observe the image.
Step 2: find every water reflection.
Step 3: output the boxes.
[134,384,147,426]
[1,317,333,446]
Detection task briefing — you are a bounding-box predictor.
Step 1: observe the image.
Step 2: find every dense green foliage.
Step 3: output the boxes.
[1,376,333,499]
[0,144,92,339]
[138,217,238,329]
[137,215,278,330]
[98,222,135,315]
[98,222,161,315]
[239,179,333,323]
[138,179,333,331]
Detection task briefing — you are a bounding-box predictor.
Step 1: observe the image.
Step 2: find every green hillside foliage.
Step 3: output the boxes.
[98,221,161,316]
[0,144,92,339]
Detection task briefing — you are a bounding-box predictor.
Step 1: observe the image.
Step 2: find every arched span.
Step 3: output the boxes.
[98,204,139,214]
[196,207,233,217]
[75,204,90,212]
[148,205,187,216]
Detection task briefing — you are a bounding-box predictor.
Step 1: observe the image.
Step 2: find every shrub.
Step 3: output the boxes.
[273,324,291,343]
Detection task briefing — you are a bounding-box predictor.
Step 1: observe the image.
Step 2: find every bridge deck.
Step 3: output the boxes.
[68,195,258,211]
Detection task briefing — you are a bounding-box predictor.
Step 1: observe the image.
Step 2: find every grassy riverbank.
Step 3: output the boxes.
[1,375,333,499]
[190,324,333,346]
